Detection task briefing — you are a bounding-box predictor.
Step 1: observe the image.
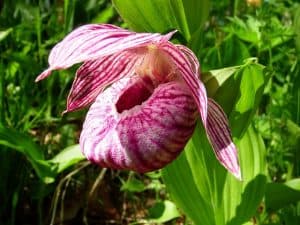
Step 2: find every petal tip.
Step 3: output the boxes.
[35,69,52,82]
[221,143,242,180]
[62,105,74,114]
[163,30,177,41]
[61,109,68,115]
[231,166,242,181]
[63,101,83,114]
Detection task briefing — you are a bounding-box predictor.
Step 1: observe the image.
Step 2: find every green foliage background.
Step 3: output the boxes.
[0,0,300,225]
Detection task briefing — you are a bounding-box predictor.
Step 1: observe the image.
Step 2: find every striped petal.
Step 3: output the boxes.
[207,98,241,179]
[65,50,143,112]
[36,23,240,179]
[36,24,175,81]
[160,42,208,127]
[80,76,198,173]
[159,43,241,178]
[175,44,199,75]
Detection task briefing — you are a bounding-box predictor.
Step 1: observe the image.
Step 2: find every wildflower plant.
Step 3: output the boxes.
[34,1,269,224]
[36,24,241,179]
[2,1,299,225]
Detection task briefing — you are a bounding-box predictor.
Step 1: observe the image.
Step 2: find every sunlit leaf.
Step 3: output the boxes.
[145,171,162,179]
[202,65,241,97]
[162,124,267,225]
[201,59,267,138]
[0,28,13,42]
[48,144,85,174]
[213,59,267,138]
[147,200,180,223]
[112,0,210,41]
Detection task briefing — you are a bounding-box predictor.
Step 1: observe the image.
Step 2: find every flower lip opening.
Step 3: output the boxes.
[116,76,154,113]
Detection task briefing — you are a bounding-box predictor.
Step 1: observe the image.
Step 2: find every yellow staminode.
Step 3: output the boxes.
[135,44,177,84]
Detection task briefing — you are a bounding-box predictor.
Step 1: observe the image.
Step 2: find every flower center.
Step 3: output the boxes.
[116,76,154,113]
[116,45,179,114]
[136,45,178,85]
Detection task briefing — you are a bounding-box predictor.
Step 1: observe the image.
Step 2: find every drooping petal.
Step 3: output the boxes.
[65,50,143,112]
[161,43,240,178]
[36,24,175,81]
[160,42,208,127]
[80,76,198,173]
[206,98,241,179]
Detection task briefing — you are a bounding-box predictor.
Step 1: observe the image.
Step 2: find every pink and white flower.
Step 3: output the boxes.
[36,24,241,179]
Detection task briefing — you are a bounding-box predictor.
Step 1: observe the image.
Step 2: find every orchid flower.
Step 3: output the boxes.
[36,24,241,179]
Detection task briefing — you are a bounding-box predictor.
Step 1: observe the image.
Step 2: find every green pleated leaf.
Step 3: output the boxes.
[202,65,241,97]
[162,150,215,225]
[162,124,267,225]
[112,0,210,41]
[202,59,267,138]
[265,179,300,211]
[213,59,267,138]
[229,64,265,137]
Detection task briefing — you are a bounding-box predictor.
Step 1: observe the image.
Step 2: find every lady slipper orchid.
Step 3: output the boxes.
[36,24,241,179]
